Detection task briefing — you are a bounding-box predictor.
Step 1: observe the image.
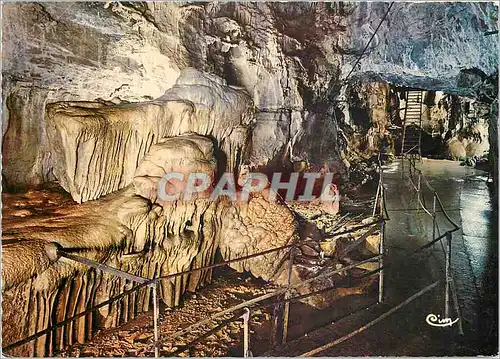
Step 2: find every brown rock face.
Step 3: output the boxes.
[2,129,297,356]
[218,192,297,280]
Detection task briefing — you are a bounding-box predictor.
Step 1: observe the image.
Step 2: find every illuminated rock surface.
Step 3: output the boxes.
[1,2,497,356]
[2,2,496,188]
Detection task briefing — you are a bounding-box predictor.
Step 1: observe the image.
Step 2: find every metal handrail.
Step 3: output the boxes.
[2,278,153,352]
[256,156,464,356]
[403,144,419,156]
[405,157,459,229]
[162,221,461,354]
[400,155,464,337]
[7,152,464,356]
[372,154,390,220]
[4,215,384,354]
[162,254,382,342]
[298,280,441,357]
[435,193,460,230]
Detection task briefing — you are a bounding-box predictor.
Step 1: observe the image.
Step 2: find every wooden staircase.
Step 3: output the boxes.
[400,90,423,158]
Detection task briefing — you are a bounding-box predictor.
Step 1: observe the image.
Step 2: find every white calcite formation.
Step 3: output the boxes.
[159,68,255,172]
[133,133,218,203]
[46,68,254,203]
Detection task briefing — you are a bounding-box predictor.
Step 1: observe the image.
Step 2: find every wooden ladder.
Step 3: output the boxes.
[401,90,423,159]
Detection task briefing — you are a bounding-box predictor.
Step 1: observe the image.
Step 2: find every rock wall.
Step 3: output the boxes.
[343,82,494,163]
[343,82,391,155]
[46,68,253,203]
[1,2,344,189]
[4,2,496,189]
[344,2,498,96]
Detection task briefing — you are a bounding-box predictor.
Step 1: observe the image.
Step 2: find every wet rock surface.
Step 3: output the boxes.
[264,159,497,356]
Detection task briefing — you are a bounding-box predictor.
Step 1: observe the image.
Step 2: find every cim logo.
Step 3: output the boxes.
[425,314,459,328]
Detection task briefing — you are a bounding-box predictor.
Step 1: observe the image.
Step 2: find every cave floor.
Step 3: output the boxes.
[269,158,498,356]
[55,266,377,358]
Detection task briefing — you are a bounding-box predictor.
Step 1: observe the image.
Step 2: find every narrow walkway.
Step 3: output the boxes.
[267,159,497,356]
[417,159,498,355]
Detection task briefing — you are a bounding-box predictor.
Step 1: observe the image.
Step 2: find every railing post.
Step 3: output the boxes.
[151,282,160,358]
[450,278,464,335]
[432,193,437,240]
[445,232,452,318]
[241,308,250,358]
[372,181,381,217]
[401,155,405,178]
[378,218,385,303]
[269,296,283,347]
[281,246,295,345]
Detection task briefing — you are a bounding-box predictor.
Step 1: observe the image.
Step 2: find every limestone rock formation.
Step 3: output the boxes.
[132,133,297,280]
[344,3,498,96]
[5,2,495,189]
[2,131,299,356]
[159,68,255,173]
[133,133,217,203]
[218,193,296,280]
[2,184,221,356]
[46,69,253,203]
[45,100,189,203]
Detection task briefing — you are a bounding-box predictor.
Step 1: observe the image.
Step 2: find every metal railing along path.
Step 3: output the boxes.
[11,155,451,358]
[402,156,463,335]
[160,160,392,356]
[3,212,385,357]
[263,157,465,356]
[298,280,441,357]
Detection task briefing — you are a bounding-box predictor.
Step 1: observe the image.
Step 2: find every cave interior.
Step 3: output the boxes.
[1,1,498,357]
